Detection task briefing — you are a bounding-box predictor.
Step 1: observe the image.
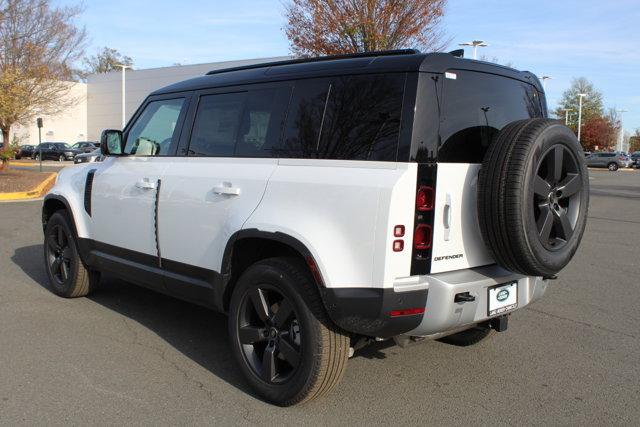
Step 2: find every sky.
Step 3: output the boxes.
[57,0,640,132]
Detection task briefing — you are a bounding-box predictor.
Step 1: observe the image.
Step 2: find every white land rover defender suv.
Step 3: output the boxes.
[42,50,589,406]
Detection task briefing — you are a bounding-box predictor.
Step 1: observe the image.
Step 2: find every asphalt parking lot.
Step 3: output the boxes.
[1,169,639,425]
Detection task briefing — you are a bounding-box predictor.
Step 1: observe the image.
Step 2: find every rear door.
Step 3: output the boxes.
[158,83,291,278]
[431,70,544,273]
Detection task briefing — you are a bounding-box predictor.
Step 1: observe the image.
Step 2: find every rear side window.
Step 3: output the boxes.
[278,74,405,161]
[188,87,290,157]
[439,71,543,163]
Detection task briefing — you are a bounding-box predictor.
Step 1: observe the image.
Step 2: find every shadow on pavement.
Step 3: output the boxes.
[11,244,257,399]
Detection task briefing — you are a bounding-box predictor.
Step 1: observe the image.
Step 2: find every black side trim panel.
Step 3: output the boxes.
[321,287,428,338]
[78,239,222,310]
[84,169,96,216]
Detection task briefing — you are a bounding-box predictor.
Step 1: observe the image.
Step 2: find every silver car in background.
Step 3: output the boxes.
[73,148,103,164]
[585,152,627,171]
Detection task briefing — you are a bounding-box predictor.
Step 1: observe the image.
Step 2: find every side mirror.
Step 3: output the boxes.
[100,129,124,156]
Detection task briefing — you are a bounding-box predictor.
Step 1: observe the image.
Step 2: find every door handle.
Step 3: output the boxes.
[135,179,157,190]
[443,193,452,241]
[212,184,241,196]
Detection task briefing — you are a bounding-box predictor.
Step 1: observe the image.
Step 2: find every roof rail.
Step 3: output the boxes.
[205,49,421,76]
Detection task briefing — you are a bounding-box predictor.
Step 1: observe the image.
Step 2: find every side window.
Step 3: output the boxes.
[188,92,245,157]
[235,87,290,157]
[188,87,290,157]
[279,79,330,158]
[318,74,404,161]
[124,98,185,156]
[279,75,404,161]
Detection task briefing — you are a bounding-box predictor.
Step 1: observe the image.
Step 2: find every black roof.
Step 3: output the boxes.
[152,50,543,95]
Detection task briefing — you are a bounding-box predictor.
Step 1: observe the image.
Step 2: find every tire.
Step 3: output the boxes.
[439,326,495,347]
[228,257,349,406]
[34,154,40,161]
[58,154,65,162]
[607,162,618,171]
[477,119,589,277]
[43,211,99,298]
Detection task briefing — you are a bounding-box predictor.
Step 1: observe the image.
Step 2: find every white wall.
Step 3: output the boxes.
[86,57,288,141]
[10,82,87,146]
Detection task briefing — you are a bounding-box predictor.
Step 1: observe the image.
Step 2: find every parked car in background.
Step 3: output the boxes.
[32,142,81,161]
[71,141,98,153]
[585,152,627,171]
[17,145,37,159]
[630,152,640,168]
[73,148,103,164]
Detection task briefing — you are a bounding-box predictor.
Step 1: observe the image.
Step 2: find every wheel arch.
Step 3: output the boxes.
[42,195,75,234]
[220,229,325,312]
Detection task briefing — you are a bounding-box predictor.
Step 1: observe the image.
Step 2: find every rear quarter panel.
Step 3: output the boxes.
[244,159,417,289]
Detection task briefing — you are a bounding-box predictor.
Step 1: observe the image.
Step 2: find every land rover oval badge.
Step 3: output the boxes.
[497,289,510,302]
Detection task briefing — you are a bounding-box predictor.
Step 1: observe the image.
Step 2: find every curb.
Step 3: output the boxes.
[588,168,637,172]
[0,173,57,201]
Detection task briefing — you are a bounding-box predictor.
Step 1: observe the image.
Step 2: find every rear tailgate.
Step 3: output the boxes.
[429,163,493,273]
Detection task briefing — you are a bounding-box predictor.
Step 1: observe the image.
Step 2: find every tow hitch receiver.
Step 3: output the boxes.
[490,315,508,332]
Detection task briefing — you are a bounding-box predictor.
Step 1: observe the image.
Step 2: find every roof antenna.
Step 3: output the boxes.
[449,49,464,58]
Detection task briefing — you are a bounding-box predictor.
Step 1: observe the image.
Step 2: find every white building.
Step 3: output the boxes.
[11,81,88,146]
[8,56,288,145]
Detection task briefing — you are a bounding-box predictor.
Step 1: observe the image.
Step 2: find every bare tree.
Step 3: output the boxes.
[0,0,86,152]
[284,0,449,57]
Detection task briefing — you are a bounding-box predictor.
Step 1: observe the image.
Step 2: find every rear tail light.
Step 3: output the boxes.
[389,307,425,317]
[413,224,432,250]
[416,186,435,212]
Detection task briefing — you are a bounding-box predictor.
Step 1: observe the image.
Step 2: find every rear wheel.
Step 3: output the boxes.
[228,257,349,406]
[58,154,65,162]
[44,211,99,298]
[607,162,618,171]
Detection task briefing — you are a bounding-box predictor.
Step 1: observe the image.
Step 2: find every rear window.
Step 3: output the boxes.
[439,71,543,163]
[277,74,405,161]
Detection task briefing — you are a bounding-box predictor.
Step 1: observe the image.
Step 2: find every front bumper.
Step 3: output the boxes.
[405,265,548,337]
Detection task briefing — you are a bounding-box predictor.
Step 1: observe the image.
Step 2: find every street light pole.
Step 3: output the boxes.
[458,40,488,59]
[540,75,552,91]
[615,109,628,152]
[577,93,587,143]
[115,64,132,129]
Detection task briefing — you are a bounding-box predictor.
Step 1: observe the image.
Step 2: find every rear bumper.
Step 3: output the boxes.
[321,265,548,339]
[406,265,548,337]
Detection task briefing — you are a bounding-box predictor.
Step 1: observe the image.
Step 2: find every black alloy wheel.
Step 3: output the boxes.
[533,145,583,251]
[236,284,301,384]
[45,223,73,286]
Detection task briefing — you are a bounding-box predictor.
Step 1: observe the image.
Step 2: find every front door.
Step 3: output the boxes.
[90,95,189,261]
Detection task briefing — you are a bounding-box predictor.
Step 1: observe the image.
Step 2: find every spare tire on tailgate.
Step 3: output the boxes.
[477,119,589,277]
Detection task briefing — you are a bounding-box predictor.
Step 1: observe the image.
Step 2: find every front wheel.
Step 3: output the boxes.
[44,211,99,298]
[228,257,349,406]
[34,154,40,161]
[58,154,65,162]
[607,162,618,171]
